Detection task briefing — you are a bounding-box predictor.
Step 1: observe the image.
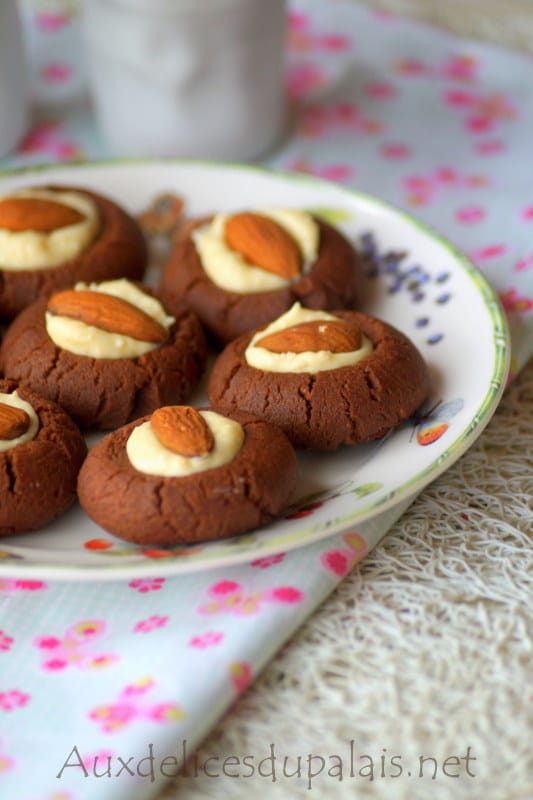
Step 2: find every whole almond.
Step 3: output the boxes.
[47,290,168,344]
[256,318,362,354]
[225,212,302,279]
[151,406,215,457]
[0,402,31,440]
[0,197,84,233]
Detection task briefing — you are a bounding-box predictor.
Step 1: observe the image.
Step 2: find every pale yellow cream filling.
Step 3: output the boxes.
[45,278,175,359]
[0,188,99,270]
[245,302,374,374]
[126,410,245,477]
[0,391,40,453]
[192,208,319,294]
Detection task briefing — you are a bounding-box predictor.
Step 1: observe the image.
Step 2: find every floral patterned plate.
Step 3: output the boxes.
[0,160,509,579]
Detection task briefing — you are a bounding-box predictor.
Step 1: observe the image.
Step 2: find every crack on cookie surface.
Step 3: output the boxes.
[3,455,17,495]
[362,365,382,402]
[297,375,315,429]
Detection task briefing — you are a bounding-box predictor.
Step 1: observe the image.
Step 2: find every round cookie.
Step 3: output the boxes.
[159,209,364,344]
[78,406,298,546]
[0,379,87,536]
[0,185,147,319]
[0,279,207,430]
[208,305,429,450]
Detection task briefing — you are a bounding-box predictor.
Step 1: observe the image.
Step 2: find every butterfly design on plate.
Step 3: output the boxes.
[412,398,464,446]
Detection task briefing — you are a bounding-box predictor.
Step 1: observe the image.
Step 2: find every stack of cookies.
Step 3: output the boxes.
[0,187,428,544]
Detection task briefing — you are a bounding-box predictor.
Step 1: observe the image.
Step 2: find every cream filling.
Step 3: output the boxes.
[0,188,99,270]
[126,410,245,477]
[0,391,40,453]
[45,278,175,359]
[245,302,374,374]
[192,208,319,294]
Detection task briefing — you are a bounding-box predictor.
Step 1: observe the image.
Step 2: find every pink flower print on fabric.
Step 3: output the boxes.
[18,120,83,162]
[499,288,533,313]
[441,54,478,82]
[470,93,517,126]
[128,577,165,593]
[0,754,14,773]
[34,620,117,672]
[123,676,155,696]
[199,580,304,616]
[0,690,30,712]
[372,9,397,22]
[81,749,114,773]
[467,116,495,134]
[403,167,489,207]
[267,586,304,603]
[40,62,73,84]
[287,11,351,55]
[363,82,397,100]
[470,243,507,264]
[475,139,506,156]
[395,58,431,78]
[0,739,14,773]
[287,64,328,99]
[380,142,411,160]
[516,255,533,272]
[35,12,71,32]
[0,578,46,593]
[321,549,351,577]
[396,53,479,82]
[229,662,252,694]
[40,793,73,800]
[444,89,478,107]
[298,103,383,138]
[89,677,185,733]
[403,177,434,206]
[444,90,517,134]
[522,205,533,221]
[189,631,224,649]
[287,10,309,33]
[133,615,168,633]
[0,630,14,651]
[251,553,286,568]
[288,157,355,184]
[455,205,487,224]
[321,532,368,576]
[286,13,351,99]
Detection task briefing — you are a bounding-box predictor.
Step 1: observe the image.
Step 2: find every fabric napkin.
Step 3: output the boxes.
[1,2,532,798]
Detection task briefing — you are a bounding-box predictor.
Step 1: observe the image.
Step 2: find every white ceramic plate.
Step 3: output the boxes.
[0,160,509,580]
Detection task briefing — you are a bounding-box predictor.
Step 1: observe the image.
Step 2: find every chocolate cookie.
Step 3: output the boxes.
[159,209,364,344]
[208,305,429,450]
[0,185,147,319]
[0,279,207,430]
[78,406,298,546]
[0,379,87,536]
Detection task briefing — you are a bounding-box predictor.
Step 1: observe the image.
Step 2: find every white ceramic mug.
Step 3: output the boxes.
[81,0,288,160]
[0,0,29,158]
